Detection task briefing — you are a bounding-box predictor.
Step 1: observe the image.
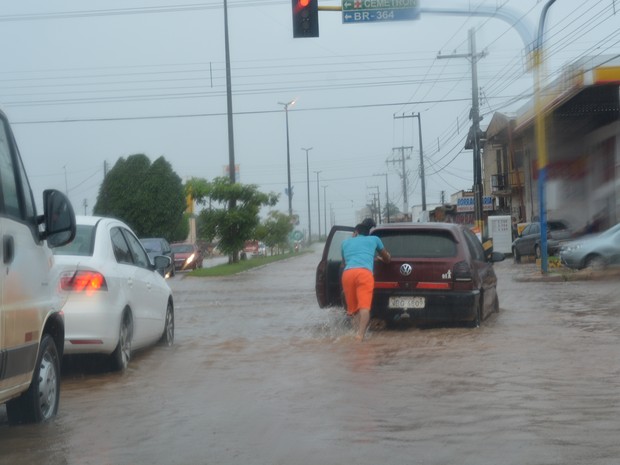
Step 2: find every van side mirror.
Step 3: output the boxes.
[41,189,76,248]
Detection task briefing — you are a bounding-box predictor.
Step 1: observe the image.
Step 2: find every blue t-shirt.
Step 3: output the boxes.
[341,235,385,272]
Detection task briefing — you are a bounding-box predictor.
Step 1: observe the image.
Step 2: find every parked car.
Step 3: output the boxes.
[53,216,174,371]
[316,222,505,327]
[0,109,76,425]
[512,220,573,262]
[171,242,204,271]
[559,223,620,269]
[140,237,175,277]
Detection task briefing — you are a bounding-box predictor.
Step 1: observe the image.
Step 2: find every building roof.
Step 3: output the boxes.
[515,55,620,133]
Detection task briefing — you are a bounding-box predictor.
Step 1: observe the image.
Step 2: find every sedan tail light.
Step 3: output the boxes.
[452,261,473,282]
[60,270,108,292]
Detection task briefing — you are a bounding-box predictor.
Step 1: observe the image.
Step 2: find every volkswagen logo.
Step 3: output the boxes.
[400,263,412,276]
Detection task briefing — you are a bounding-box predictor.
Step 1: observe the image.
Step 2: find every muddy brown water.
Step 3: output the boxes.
[1,250,619,465]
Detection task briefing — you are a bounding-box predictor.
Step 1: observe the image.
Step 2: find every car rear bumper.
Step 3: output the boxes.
[371,289,480,323]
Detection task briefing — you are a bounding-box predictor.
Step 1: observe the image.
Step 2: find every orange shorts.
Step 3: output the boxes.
[341,268,374,315]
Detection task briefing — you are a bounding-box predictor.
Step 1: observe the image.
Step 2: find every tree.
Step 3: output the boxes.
[189,177,279,262]
[383,201,401,222]
[93,154,187,240]
[255,211,293,254]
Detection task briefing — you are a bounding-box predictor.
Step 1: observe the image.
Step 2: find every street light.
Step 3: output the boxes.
[314,170,321,240]
[302,147,313,243]
[278,99,296,218]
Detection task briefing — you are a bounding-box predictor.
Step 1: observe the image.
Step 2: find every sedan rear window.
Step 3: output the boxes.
[375,230,457,258]
[52,225,95,256]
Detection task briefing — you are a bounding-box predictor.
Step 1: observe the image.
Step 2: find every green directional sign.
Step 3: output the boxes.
[342,0,420,23]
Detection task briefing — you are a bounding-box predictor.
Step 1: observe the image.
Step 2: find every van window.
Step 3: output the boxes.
[0,123,20,218]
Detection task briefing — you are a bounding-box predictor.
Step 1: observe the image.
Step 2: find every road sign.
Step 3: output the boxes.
[342,0,420,24]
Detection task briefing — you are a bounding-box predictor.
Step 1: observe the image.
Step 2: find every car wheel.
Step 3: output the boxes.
[535,244,541,259]
[469,296,483,328]
[6,334,60,425]
[159,301,174,346]
[584,254,606,270]
[513,247,521,264]
[111,311,133,371]
[493,294,500,313]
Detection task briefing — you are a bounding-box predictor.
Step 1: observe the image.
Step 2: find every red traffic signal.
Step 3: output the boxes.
[292,0,319,38]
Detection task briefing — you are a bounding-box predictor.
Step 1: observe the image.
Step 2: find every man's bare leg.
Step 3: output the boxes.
[356,308,371,341]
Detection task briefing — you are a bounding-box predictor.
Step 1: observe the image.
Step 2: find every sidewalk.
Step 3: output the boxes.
[513,261,620,282]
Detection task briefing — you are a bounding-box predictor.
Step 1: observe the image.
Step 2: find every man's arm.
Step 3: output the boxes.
[377,248,391,263]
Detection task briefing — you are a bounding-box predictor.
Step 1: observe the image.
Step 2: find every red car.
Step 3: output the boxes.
[171,242,204,271]
[316,222,505,327]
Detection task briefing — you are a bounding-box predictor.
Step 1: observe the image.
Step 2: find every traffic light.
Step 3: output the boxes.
[292,0,319,38]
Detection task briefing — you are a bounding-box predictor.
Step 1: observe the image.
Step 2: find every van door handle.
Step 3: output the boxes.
[3,235,14,264]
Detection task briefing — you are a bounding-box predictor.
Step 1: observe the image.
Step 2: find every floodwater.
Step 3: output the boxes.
[1,250,619,465]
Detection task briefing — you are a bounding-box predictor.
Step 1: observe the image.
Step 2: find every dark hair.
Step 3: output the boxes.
[354,223,370,236]
[361,217,376,229]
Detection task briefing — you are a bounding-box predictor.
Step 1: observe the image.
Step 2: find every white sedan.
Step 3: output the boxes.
[53,216,174,371]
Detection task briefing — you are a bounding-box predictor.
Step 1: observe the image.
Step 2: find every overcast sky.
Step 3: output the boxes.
[1,0,618,234]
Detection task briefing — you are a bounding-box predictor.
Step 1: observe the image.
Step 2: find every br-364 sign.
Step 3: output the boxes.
[342,0,421,23]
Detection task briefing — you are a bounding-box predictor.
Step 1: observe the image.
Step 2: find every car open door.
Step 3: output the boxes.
[315,226,354,308]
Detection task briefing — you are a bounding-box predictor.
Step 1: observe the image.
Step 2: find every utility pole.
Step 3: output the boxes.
[374,173,390,223]
[438,28,486,235]
[369,186,381,224]
[388,146,412,219]
[302,147,313,244]
[314,170,321,240]
[322,185,328,238]
[394,113,426,212]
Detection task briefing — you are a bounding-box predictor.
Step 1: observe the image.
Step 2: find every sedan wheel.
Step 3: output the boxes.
[111,312,133,371]
[159,301,175,346]
[535,244,541,259]
[513,247,521,264]
[584,254,606,270]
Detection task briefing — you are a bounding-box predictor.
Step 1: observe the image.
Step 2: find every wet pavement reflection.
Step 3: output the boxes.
[1,250,619,465]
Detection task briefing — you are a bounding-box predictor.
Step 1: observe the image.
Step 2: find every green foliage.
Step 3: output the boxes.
[93,154,186,240]
[384,201,401,219]
[190,251,307,277]
[190,177,279,261]
[255,211,293,251]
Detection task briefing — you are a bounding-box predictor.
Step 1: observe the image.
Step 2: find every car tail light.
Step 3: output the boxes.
[60,270,108,292]
[452,261,473,282]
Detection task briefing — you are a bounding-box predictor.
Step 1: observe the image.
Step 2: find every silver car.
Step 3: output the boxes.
[560,223,620,269]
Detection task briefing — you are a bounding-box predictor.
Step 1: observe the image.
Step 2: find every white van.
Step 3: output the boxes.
[0,109,76,424]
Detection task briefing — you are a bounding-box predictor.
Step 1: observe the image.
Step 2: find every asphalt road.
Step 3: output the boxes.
[1,250,619,465]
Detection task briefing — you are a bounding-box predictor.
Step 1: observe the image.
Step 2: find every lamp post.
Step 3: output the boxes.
[278,99,296,218]
[302,147,313,243]
[314,170,321,240]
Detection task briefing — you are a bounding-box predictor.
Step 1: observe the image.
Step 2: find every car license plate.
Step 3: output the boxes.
[389,296,425,309]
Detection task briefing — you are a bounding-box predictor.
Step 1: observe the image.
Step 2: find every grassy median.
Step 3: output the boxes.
[189,250,311,277]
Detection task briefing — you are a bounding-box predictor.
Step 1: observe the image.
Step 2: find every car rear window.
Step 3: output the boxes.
[548,221,568,231]
[172,244,194,253]
[375,230,457,258]
[52,224,95,256]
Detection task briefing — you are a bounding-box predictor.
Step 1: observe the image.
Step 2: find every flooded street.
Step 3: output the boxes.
[1,249,619,465]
